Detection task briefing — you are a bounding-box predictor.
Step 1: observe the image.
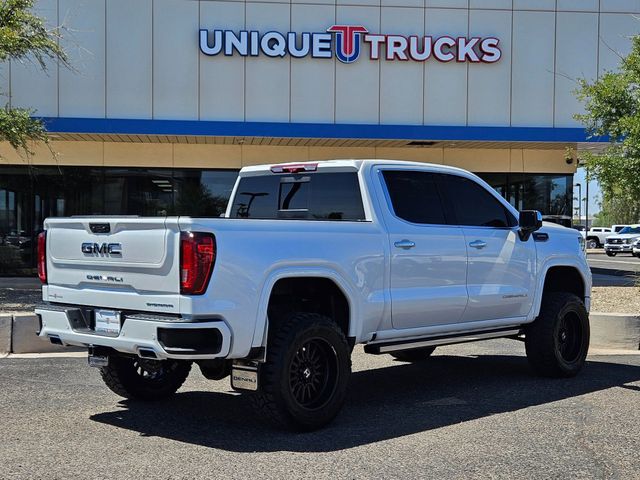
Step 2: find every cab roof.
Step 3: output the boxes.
[239,159,472,176]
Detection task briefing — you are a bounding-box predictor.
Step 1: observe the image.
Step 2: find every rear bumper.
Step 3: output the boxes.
[35,305,232,360]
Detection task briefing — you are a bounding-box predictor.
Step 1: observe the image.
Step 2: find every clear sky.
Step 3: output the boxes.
[573,167,600,217]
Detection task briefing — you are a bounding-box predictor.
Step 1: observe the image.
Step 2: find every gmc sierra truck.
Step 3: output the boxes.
[35,160,591,431]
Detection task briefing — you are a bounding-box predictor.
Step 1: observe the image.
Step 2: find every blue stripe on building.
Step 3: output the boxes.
[40,117,608,143]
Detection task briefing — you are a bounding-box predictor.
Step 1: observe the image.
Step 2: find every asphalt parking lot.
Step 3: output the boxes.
[1,341,639,479]
[587,250,640,275]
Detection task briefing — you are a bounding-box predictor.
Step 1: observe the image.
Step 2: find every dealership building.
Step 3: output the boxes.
[0,0,637,273]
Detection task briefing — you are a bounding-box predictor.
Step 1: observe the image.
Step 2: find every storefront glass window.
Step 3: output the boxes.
[0,166,239,275]
[172,170,238,217]
[478,173,572,226]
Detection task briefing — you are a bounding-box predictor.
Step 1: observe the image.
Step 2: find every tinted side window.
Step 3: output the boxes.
[230,172,365,221]
[442,175,514,228]
[382,170,447,225]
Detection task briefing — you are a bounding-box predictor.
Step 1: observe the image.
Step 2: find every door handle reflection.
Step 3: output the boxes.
[394,239,416,249]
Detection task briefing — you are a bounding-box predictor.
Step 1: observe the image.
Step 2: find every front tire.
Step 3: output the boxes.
[606,251,617,257]
[100,356,191,400]
[251,313,351,431]
[525,292,589,378]
[390,346,436,362]
[586,239,598,249]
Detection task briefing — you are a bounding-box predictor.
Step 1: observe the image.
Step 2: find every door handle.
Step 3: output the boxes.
[469,240,487,249]
[394,239,416,249]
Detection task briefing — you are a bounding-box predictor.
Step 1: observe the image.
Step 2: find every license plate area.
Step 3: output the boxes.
[94,309,122,337]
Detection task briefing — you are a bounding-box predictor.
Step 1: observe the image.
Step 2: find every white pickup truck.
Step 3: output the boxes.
[585,227,613,249]
[35,160,591,431]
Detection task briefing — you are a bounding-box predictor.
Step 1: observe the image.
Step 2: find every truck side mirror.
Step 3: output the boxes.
[519,210,542,241]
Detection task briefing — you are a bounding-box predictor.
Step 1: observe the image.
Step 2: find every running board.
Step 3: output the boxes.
[364,327,522,355]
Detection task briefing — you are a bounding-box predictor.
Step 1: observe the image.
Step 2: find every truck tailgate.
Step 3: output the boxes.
[43,217,181,314]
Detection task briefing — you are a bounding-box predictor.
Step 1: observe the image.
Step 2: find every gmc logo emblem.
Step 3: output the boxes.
[81,242,122,255]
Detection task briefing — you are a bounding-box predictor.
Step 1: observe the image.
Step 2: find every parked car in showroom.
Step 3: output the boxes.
[585,227,613,249]
[604,225,640,256]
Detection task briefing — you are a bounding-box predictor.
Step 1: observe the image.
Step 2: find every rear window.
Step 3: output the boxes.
[230,172,366,221]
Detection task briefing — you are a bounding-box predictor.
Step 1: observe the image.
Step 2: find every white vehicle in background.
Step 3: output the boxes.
[604,225,640,257]
[611,224,630,233]
[34,160,592,431]
[632,239,640,258]
[585,227,613,249]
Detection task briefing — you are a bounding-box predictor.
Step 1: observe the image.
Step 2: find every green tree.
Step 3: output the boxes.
[0,0,66,154]
[575,34,640,224]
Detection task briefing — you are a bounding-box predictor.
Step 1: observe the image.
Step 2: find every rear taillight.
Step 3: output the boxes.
[37,231,47,284]
[180,232,216,295]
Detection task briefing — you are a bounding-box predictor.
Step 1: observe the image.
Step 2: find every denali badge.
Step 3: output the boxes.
[231,364,259,391]
[86,274,124,283]
[81,242,122,255]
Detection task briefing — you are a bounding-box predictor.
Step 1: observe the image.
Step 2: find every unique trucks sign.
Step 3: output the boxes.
[199,25,502,64]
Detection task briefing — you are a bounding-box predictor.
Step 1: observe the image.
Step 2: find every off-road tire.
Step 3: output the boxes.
[100,356,191,400]
[250,312,351,431]
[525,292,589,378]
[390,346,436,362]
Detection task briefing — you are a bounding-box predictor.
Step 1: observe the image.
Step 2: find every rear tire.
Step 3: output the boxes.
[586,238,598,249]
[250,312,351,431]
[525,292,589,378]
[390,346,436,362]
[100,356,191,400]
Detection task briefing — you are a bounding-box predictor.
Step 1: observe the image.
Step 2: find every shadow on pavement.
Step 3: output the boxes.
[592,273,637,287]
[90,354,640,452]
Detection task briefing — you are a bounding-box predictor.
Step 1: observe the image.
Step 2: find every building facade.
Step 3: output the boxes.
[1,0,637,273]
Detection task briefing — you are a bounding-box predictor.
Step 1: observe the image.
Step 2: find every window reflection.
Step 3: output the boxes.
[172,170,237,217]
[478,173,572,226]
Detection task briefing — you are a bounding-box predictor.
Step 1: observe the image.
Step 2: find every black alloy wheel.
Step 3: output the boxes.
[555,311,583,364]
[289,338,339,410]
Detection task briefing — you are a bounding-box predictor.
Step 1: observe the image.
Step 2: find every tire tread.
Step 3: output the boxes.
[250,312,351,431]
[525,292,589,378]
[100,357,191,400]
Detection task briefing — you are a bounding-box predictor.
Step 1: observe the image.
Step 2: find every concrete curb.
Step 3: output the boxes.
[1,311,638,354]
[0,313,12,353]
[590,312,640,351]
[12,313,79,354]
[0,312,80,355]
